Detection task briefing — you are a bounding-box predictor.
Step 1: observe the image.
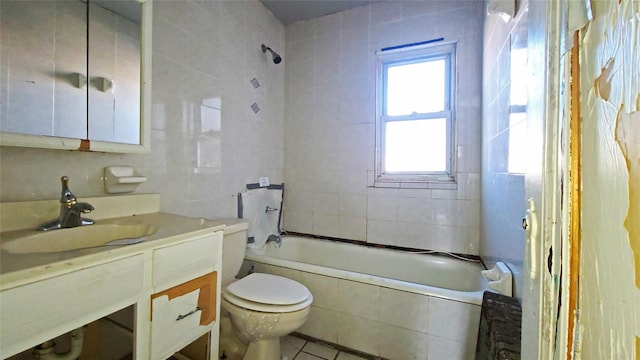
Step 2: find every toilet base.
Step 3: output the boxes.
[219,314,247,360]
[243,338,280,360]
[221,294,311,360]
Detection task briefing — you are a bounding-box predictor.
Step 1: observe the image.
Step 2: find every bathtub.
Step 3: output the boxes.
[241,235,496,359]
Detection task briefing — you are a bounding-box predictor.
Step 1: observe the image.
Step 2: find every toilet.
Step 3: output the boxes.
[219,219,313,360]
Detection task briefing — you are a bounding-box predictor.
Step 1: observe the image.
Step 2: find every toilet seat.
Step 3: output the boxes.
[223,273,312,312]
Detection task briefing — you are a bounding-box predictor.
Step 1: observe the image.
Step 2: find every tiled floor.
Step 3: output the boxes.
[281,335,371,360]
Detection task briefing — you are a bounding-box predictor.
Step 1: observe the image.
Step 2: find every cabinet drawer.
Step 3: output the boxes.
[0,255,144,358]
[152,232,221,290]
[150,272,217,360]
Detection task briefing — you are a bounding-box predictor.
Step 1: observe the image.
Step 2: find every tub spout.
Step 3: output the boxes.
[266,234,281,248]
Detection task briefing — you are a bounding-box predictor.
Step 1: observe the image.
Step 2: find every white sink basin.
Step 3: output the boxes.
[1,224,158,254]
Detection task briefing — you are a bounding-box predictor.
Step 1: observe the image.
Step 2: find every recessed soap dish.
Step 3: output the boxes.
[104,166,147,194]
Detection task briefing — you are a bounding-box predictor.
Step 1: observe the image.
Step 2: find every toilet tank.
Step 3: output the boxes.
[221,219,249,284]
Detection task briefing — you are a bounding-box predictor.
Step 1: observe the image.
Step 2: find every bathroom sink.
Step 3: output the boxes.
[1,224,158,254]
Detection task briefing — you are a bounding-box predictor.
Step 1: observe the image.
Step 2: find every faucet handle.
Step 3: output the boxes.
[60,176,77,204]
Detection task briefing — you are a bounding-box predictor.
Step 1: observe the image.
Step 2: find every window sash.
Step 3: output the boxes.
[382,54,452,117]
[380,112,452,175]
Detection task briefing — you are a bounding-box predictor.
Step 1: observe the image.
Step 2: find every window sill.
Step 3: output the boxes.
[368,173,458,190]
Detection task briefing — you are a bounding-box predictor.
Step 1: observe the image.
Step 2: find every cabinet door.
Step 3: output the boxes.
[150,272,217,360]
[0,0,87,139]
[87,0,141,144]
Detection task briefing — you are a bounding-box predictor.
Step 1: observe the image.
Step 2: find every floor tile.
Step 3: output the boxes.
[282,335,307,359]
[293,352,327,360]
[301,341,339,359]
[336,352,369,360]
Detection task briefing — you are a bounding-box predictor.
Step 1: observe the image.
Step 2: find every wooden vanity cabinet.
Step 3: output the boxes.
[0,230,223,360]
[149,232,222,360]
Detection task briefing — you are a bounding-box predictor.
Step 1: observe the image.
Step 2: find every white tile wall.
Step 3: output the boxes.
[283,1,484,254]
[481,3,529,300]
[0,1,285,223]
[301,306,339,343]
[336,313,381,356]
[379,325,429,360]
[379,288,429,333]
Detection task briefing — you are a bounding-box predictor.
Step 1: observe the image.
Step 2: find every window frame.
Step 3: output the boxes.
[373,42,457,188]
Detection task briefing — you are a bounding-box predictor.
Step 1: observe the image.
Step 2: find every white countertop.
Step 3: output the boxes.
[0,194,251,291]
[0,212,226,290]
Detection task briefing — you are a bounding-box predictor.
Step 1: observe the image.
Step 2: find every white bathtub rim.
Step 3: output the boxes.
[244,251,488,306]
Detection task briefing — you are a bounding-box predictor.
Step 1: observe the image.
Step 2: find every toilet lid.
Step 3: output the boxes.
[223,291,313,312]
[225,273,311,305]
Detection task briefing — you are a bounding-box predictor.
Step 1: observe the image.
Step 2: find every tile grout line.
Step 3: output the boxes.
[290,339,307,360]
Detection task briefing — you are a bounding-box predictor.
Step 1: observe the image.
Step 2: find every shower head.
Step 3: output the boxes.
[261,44,282,64]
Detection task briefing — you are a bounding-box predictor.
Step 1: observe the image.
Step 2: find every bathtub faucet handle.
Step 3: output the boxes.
[265,206,279,213]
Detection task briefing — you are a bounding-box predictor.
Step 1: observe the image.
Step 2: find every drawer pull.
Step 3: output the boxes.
[176,307,202,321]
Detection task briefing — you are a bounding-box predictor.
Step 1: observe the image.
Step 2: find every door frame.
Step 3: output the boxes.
[523,0,572,358]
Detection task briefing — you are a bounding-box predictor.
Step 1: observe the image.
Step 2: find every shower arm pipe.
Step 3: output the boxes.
[261,44,282,64]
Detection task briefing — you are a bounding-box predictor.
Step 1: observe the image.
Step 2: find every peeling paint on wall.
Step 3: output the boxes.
[594,58,615,101]
[578,0,640,358]
[615,110,640,288]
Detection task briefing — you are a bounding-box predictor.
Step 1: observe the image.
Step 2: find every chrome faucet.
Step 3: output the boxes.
[38,176,95,231]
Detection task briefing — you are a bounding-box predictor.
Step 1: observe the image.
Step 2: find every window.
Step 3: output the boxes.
[374,42,456,187]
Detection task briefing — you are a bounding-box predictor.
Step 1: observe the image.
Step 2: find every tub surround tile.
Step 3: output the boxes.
[301,307,339,344]
[337,280,380,321]
[339,193,368,218]
[313,192,340,215]
[427,335,470,360]
[397,197,433,223]
[258,260,482,360]
[379,288,429,333]
[481,2,529,300]
[284,205,314,233]
[313,213,342,238]
[428,297,481,344]
[336,216,367,242]
[284,0,482,255]
[394,222,433,249]
[300,272,340,310]
[366,194,398,222]
[366,220,398,245]
[379,325,429,360]
[336,313,382,356]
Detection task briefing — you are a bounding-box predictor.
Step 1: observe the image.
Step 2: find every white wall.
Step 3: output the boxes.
[0,0,285,221]
[480,3,528,298]
[283,1,484,254]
